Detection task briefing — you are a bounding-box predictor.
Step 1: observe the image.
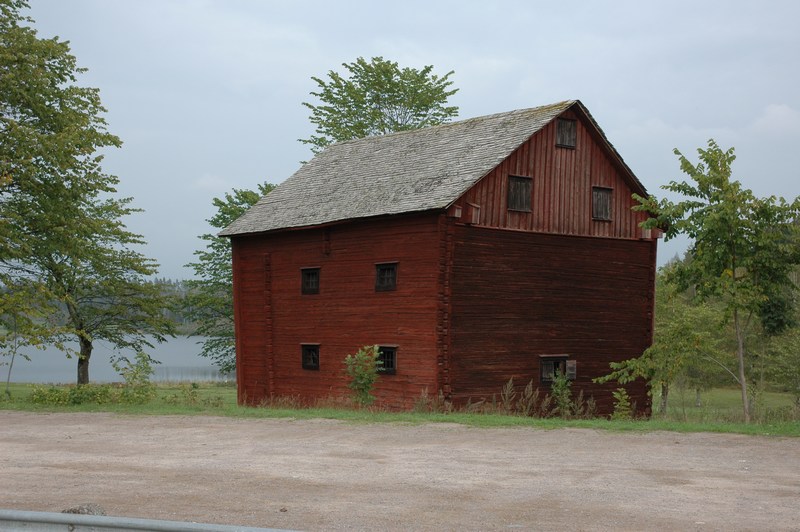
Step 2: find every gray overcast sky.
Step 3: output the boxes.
[26,0,800,279]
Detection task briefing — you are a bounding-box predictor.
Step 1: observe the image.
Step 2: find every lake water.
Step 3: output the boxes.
[2,336,232,384]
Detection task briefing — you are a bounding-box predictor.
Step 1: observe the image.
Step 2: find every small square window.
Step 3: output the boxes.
[301,268,320,294]
[556,118,577,148]
[375,263,397,292]
[301,344,319,370]
[377,346,397,375]
[592,187,613,221]
[507,175,532,212]
[540,356,576,384]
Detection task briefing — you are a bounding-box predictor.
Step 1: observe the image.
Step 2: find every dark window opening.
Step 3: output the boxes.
[301,268,320,294]
[375,263,397,291]
[592,187,613,221]
[540,357,576,384]
[301,344,320,370]
[377,346,397,375]
[507,175,532,212]
[556,118,577,148]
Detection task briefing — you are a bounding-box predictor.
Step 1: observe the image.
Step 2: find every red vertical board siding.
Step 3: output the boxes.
[233,213,442,409]
[448,226,654,416]
[455,110,648,240]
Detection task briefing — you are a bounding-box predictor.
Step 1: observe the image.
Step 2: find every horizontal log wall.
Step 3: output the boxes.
[452,109,649,240]
[449,226,655,415]
[231,239,270,405]
[233,213,443,408]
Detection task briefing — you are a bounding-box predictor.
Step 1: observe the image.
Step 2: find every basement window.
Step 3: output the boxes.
[507,175,532,212]
[301,268,320,294]
[377,346,397,375]
[556,118,577,148]
[592,187,613,221]
[301,344,320,370]
[540,356,576,384]
[375,262,398,292]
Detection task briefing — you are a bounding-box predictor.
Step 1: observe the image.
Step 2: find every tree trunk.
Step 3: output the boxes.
[77,336,93,385]
[695,389,702,408]
[733,308,750,423]
[659,382,669,414]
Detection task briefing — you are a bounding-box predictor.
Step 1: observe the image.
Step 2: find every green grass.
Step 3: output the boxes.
[660,386,797,422]
[1,382,798,437]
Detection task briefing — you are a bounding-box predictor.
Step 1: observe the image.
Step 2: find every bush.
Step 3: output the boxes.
[611,388,633,420]
[343,345,382,406]
[30,384,114,405]
[550,371,573,418]
[30,352,158,406]
[112,352,157,404]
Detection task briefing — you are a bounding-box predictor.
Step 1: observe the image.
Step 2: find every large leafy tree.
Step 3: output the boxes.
[0,0,174,384]
[300,56,459,154]
[635,140,800,422]
[184,183,274,373]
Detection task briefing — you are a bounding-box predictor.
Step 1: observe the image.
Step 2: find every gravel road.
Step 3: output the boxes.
[1,411,798,531]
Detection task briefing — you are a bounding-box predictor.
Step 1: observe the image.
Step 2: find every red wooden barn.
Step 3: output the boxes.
[220,100,657,415]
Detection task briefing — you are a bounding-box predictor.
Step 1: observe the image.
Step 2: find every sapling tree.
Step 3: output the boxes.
[343,345,383,406]
[634,140,800,422]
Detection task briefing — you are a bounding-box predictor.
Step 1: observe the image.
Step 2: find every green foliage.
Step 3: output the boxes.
[301,56,459,153]
[112,352,157,404]
[550,371,573,417]
[634,139,800,421]
[30,383,114,405]
[596,267,725,413]
[763,327,800,406]
[490,378,594,419]
[0,1,175,384]
[0,284,50,397]
[343,345,382,406]
[163,382,224,408]
[28,353,155,405]
[184,183,274,374]
[4,381,798,436]
[611,388,633,420]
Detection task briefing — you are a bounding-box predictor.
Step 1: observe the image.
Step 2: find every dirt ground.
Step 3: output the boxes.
[1,412,798,531]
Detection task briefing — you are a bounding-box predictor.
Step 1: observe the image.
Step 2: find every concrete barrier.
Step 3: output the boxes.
[0,509,289,531]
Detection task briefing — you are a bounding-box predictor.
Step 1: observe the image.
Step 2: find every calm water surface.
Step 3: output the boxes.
[3,336,230,384]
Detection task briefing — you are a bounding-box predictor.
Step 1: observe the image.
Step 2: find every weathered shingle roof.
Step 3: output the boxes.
[221,100,643,237]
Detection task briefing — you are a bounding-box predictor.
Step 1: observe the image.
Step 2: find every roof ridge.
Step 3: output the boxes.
[325,99,578,148]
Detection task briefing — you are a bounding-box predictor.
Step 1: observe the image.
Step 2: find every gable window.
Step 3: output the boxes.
[540,356,576,384]
[592,187,613,221]
[301,344,320,370]
[507,175,532,212]
[377,345,397,375]
[301,268,320,294]
[375,262,397,292]
[556,118,577,148]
